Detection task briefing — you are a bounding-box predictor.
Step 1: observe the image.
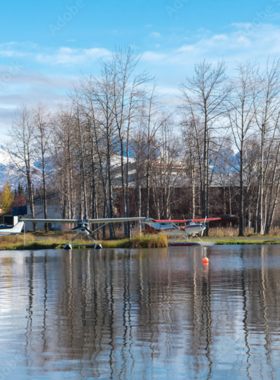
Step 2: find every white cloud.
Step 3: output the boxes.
[141,51,167,62]
[212,34,228,41]
[142,23,280,68]
[177,45,194,52]
[0,42,111,67]
[0,42,39,58]
[0,42,112,139]
[36,47,110,65]
[149,32,161,38]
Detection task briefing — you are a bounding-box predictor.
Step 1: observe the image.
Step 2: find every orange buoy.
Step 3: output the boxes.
[202,257,209,264]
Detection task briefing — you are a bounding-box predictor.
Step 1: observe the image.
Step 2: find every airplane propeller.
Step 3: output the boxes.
[85,227,94,236]
[201,216,207,237]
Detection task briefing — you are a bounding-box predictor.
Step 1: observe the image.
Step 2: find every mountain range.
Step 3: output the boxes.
[0,145,41,190]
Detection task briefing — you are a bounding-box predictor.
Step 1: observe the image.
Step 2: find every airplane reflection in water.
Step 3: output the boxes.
[0,246,278,379]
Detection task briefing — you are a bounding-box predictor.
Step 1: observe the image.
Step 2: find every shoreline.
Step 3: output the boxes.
[1,236,280,250]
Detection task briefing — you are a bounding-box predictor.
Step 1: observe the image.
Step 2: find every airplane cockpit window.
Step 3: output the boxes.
[186,220,194,225]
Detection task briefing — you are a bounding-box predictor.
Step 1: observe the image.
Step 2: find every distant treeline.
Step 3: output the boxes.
[7,47,280,236]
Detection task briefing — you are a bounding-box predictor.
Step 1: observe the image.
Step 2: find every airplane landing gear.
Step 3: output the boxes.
[63,243,102,250]
[94,244,102,249]
[63,234,103,250]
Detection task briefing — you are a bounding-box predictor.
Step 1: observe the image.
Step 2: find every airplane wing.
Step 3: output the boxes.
[20,217,146,224]
[152,218,221,223]
[193,218,221,222]
[88,217,145,223]
[21,218,77,223]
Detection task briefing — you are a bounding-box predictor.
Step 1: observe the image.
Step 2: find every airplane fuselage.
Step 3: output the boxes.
[147,222,206,236]
[76,228,90,236]
[75,220,90,236]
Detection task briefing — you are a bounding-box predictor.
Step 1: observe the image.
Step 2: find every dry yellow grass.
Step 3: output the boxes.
[209,227,239,237]
[208,226,280,237]
[265,226,280,236]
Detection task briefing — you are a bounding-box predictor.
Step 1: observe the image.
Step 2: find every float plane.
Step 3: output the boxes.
[20,215,145,249]
[145,218,221,246]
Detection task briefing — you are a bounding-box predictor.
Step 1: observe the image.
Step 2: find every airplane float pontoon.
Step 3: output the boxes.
[145,218,221,247]
[20,216,145,249]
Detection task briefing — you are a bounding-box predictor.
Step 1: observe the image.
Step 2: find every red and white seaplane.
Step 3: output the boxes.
[145,218,221,247]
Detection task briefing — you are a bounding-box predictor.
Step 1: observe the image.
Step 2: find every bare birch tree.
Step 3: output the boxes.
[254,59,280,234]
[8,106,37,230]
[227,63,261,236]
[33,104,52,232]
[111,47,149,235]
[180,60,230,226]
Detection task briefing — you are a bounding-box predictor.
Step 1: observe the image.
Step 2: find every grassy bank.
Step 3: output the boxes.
[0,233,168,251]
[1,232,280,251]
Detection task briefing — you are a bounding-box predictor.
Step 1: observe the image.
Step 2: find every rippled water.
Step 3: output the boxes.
[0,246,280,379]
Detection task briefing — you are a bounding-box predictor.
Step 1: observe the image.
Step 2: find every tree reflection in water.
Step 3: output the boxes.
[0,246,280,379]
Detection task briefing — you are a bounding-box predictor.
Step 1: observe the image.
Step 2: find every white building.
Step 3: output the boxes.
[26,194,62,231]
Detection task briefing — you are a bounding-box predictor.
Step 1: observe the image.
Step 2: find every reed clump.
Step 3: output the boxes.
[128,233,168,248]
[103,234,168,249]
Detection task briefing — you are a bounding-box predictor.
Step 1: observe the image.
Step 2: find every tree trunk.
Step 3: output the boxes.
[239,142,244,236]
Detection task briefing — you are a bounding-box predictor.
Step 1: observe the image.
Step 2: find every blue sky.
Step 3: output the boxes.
[0,0,279,139]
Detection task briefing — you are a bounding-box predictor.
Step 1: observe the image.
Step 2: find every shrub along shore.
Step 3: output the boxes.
[0,231,280,250]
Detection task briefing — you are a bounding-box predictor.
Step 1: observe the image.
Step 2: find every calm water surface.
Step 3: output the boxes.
[0,246,280,379]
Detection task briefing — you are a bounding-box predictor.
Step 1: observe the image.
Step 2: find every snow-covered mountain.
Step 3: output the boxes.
[0,145,41,189]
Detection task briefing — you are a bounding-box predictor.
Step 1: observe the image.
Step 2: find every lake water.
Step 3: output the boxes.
[0,246,280,379]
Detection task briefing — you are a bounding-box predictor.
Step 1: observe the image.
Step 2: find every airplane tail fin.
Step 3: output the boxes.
[9,221,24,234]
